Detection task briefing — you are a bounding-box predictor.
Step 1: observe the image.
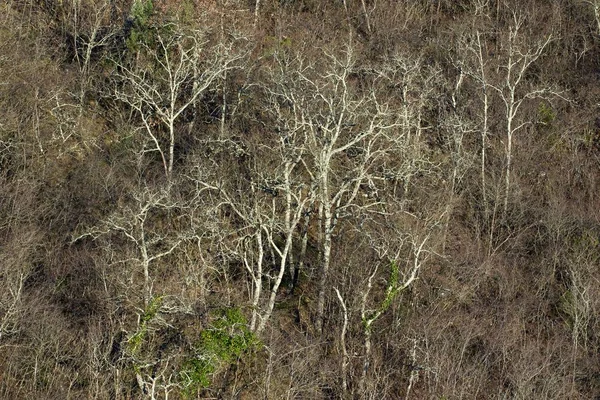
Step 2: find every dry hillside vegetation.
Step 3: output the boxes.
[1,0,600,398]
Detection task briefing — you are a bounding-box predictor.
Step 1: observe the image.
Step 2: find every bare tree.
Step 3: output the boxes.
[455,30,491,221]
[333,287,349,396]
[439,114,475,252]
[264,43,412,334]
[455,12,564,230]
[58,0,117,105]
[113,26,244,180]
[344,203,436,397]
[473,13,562,217]
[0,229,38,343]
[583,0,600,34]
[494,14,553,216]
[188,135,314,333]
[73,186,185,306]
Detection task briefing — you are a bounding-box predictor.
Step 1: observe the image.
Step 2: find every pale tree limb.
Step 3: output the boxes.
[113,28,246,180]
[334,287,349,397]
[358,234,429,395]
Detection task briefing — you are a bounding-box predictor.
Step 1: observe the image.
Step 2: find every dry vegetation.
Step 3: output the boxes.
[1,0,600,398]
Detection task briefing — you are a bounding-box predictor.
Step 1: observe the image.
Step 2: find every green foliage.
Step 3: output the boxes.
[380,260,401,313]
[175,0,198,26]
[127,327,146,356]
[569,229,600,261]
[581,127,600,149]
[262,36,294,58]
[537,101,556,127]
[126,0,155,52]
[558,289,577,329]
[131,0,154,27]
[127,296,163,356]
[142,295,162,322]
[179,308,259,397]
[363,261,403,333]
[125,0,181,54]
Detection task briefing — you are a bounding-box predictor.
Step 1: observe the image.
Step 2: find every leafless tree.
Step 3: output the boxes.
[263,43,416,334]
[113,26,245,180]
[59,0,117,105]
[491,14,556,216]
[455,12,564,230]
[455,30,492,221]
[73,186,186,306]
[0,229,38,343]
[187,130,314,334]
[344,202,437,397]
[583,0,600,34]
[333,287,349,396]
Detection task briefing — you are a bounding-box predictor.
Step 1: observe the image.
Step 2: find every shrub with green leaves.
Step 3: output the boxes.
[362,261,403,334]
[180,308,259,397]
[127,295,163,356]
[126,0,155,52]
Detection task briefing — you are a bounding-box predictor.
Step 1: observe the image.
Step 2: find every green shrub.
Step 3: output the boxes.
[180,308,259,397]
[362,261,403,334]
[537,101,556,127]
[126,0,155,52]
[127,296,163,356]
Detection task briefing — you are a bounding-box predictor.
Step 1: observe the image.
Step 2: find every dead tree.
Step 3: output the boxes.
[113,26,244,180]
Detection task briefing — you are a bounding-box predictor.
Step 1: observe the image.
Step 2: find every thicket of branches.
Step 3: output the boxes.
[1,0,600,398]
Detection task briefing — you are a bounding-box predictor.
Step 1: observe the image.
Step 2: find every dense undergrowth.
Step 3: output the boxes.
[1,0,600,398]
